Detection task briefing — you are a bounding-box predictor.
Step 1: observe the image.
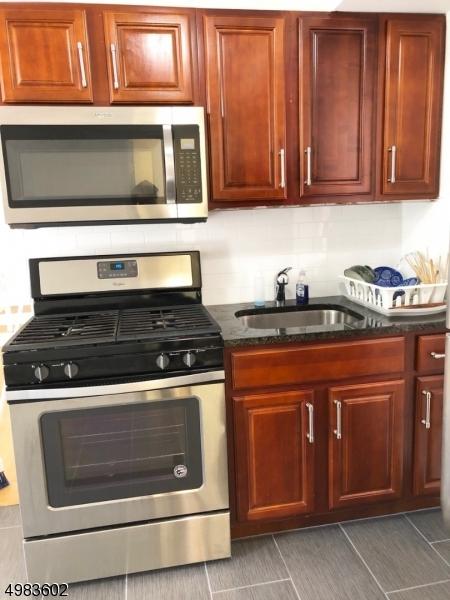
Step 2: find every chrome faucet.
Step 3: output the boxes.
[275,267,292,305]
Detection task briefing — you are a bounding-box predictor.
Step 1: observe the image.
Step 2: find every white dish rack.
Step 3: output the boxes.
[340,276,447,317]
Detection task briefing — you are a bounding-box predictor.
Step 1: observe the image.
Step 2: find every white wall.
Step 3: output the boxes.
[0,0,449,308]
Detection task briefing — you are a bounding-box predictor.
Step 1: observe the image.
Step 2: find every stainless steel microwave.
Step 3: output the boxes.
[0,106,208,228]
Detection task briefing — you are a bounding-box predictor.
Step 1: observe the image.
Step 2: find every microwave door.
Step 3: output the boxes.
[1,123,178,226]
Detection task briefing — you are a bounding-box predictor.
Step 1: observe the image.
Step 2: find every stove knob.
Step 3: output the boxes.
[156,353,170,370]
[183,352,197,368]
[64,363,79,379]
[34,364,49,383]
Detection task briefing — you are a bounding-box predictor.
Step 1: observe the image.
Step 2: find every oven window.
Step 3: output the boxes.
[1,125,166,207]
[40,398,203,508]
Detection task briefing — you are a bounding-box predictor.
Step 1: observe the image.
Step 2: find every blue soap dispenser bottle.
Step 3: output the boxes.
[296,270,309,305]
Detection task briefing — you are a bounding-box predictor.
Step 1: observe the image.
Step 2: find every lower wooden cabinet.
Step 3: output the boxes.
[328,380,405,509]
[233,390,315,521]
[413,376,444,496]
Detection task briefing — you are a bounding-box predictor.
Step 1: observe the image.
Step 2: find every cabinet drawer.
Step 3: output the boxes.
[416,334,446,373]
[231,337,405,391]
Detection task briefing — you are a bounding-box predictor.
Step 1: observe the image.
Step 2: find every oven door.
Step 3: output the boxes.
[9,376,227,538]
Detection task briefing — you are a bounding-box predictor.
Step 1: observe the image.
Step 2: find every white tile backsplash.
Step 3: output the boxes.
[0,202,409,306]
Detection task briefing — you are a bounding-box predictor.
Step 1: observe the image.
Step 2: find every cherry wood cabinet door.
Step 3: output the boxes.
[233,390,315,522]
[204,15,287,202]
[103,11,194,104]
[300,16,377,198]
[329,380,405,509]
[413,376,444,497]
[0,8,92,103]
[381,17,445,198]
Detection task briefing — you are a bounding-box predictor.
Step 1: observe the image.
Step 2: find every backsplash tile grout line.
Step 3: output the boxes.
[338,523,390,599]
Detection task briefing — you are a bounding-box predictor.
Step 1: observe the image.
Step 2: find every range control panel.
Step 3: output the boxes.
[173,125,203,204]
[97,260,138,279]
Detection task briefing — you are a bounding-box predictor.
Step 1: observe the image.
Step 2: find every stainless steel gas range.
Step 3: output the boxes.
[2,251,230,584]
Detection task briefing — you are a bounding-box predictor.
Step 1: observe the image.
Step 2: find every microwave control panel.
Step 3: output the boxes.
[173,125,202,204]
[97,260,138,279]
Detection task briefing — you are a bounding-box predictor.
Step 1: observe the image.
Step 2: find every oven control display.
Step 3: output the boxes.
[97,260,138,279]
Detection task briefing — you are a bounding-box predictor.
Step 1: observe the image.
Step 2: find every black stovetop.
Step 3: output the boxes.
[4,304,220,352]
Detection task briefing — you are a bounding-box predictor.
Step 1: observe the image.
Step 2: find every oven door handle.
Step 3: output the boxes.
[6,370,225,402]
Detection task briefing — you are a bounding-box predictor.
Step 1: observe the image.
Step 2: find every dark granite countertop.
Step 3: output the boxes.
[207,296,447,347]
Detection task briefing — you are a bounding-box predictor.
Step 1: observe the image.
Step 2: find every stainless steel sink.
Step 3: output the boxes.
[235,305,364,330]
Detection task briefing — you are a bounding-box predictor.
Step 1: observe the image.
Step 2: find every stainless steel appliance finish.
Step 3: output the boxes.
[10,378,228,538]
[0,106,208,227]
[236,307,364,330]
[2,250,230,582]
[25,512,231,584]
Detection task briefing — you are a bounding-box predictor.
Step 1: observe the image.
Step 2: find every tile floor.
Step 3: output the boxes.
[1,507,450,599]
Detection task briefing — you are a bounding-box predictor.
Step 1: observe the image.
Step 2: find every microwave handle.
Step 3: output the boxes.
[163,125,177,204]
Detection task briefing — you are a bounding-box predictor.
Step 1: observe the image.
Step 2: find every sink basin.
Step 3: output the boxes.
[235,304,364,330]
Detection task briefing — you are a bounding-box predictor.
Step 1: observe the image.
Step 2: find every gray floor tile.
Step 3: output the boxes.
[406,510,450,542]
[213,580,298,599]
[0,504,21,528]
[206,536,288,592]
[0,526,26,591]
[275,524,385,600]
[386,580,450,600]
[65,577,125,600]
[433,541,450,565]
[343,515,450,592]
[127,563,210,600]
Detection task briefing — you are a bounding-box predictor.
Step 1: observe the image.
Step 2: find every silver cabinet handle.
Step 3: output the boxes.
[304,146,312,186]
[430,352,446,360]
[306,402,314,444]
[76,42,87,88]
[333,400,342,440]
[279,148,286,189]
[388,145,397,183]
[421,390,431,429]
[110,43,120,90]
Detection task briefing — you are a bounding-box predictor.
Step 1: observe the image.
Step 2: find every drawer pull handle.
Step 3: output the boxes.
[333,400,342,440]
[306,402,314,444]
[430,352,445,360]
[421,390,431,429]
[77,42,87,88]
[110,43,120,90]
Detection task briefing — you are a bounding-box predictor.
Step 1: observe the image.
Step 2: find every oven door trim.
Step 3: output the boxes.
[9,378,228,538]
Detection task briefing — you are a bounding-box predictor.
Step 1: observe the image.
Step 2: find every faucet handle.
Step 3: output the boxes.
[276,267,292,282]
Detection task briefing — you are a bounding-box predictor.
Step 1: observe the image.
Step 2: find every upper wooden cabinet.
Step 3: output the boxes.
[300,16,377,198]
[380,17,445,198]
[103,11,194,104]
[204,14,287,202]
[328,380,405,509]
[0,7,92,103]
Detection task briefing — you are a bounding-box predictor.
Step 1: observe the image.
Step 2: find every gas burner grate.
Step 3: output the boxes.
[117,305,219,341]
[7,312,118,350]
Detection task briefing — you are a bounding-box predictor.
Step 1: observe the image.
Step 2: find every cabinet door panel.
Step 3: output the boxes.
[234,390,314,522]
[0,8,92,103]
[329,380,404,509]
[204,15,286,201]
[104,11,193,103]
[300,17,376,197]
[413,376,443,496]
[382,18,444,197]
